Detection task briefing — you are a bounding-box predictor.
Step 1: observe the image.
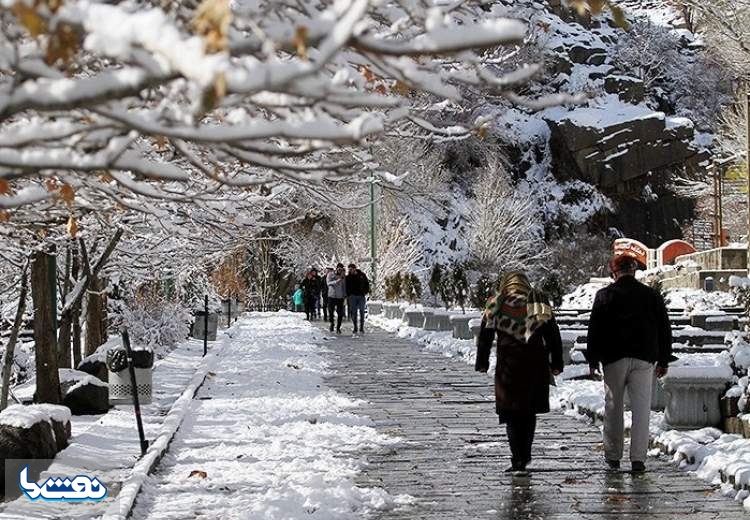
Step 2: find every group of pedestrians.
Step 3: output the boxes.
[292,263,370,335]
[476,254,672,474]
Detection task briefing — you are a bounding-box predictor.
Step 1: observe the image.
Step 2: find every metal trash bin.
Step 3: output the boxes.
[704,276,715,292]
[191,311,218,340]
[106,347,154,405]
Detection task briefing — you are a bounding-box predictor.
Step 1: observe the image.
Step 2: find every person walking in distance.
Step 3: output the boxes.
[319,268,330,321]
[292,284,303,312]
[586,255,672,473]
[300,269,320,321]
[346,263,370,335]
[475,272,563,473]
[327,263,346,334]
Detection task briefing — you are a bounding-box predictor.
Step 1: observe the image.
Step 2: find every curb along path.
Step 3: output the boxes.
[323,325,747,520]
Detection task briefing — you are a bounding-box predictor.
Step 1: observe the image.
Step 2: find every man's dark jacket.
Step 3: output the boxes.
[345,270,370,297]
[301,277,321,298]
[585,275,672,368]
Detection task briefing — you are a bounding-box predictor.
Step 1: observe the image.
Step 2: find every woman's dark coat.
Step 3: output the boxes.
[475,317,564,419]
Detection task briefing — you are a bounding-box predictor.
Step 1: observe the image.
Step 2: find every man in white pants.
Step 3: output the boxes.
[585,255,672,473]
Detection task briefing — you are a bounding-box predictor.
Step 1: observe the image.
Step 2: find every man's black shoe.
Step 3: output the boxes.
[631,461,645,473]
[606,459,620,470]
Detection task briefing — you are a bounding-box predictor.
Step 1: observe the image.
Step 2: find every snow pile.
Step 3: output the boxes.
[133,312,411,520]
[729,276,750,289]
[0,404,71,429]
[370,314,477,361]
[663,288,738,312]
[560,281,608,309]
[655,428,750,509]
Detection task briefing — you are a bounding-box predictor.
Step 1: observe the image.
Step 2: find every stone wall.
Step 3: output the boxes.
[675,247,747,270]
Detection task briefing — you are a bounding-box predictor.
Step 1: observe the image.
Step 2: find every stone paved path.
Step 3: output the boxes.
[322,324,747,520]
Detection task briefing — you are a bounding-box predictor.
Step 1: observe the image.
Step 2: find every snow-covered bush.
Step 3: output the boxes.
[175,264,221,313]
[402,273,422,304]
[613,21,732,129]
[470,275,497,310]
[613,22,682,91]
[384,273,403,302]
[109,282,193,352]
[545,232,612,292]
[451,264,470,312]
[466,162,548,275]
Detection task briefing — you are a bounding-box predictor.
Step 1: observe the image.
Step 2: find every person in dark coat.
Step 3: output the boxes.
[320,268,331,321]
[475,272,564,472]
[300,270,321,321]
[345,263,370,334]
[585,254,672,473]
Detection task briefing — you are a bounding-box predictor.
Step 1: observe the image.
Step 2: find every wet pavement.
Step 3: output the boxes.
[321,324,747,519]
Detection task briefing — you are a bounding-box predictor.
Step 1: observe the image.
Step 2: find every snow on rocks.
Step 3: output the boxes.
[0,403,71,429]
[663,288,739,312]
[132,312,410,520]
[560,281,607,309]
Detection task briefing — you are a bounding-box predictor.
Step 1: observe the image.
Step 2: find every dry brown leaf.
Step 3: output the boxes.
[0,211,10,223]
[606,494,630,503]
[99,171,113,183]
[154,135,169,151]
[192,0,231,53]
[58,183,75,205]
[391,80,411,96]
[188,470,208,479]
[45,179,58,192]
[66,215,78,237]
[610,5,629,28]
[374,84,387,95]
[11,2,47,37]
[294,26,308,60]
[0,179,11,195]
[46,24,80,66]
[360,66,376,83]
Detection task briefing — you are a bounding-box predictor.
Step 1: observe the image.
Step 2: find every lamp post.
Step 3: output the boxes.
[746,90,750,273]
[369,175,377,289]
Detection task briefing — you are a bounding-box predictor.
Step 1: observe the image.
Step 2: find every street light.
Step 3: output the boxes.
[369,174,377,289]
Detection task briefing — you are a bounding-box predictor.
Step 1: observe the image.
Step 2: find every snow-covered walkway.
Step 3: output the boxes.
[132,313,408,519]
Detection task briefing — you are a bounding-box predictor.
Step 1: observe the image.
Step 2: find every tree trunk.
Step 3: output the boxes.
[71,244,82,368]
[85,275,107,356]
[31,248,61,405]
[57,245,72,369]
[1,265,29,410]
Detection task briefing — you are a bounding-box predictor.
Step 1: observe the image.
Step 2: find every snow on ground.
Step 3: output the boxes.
[662,288,739,312]
[654,428,750,509]
[133,312,410,520]
[0,332,220,519]
[560,281,608,309]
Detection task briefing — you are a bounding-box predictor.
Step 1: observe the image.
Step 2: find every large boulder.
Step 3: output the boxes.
[59,369,109,415]
[0,404,71,490]
[76,336,121,383]
[545,101,706,189]
[604,75,645,104]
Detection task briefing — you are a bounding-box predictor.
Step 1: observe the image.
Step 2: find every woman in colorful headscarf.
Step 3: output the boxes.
[475,272,564,473]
